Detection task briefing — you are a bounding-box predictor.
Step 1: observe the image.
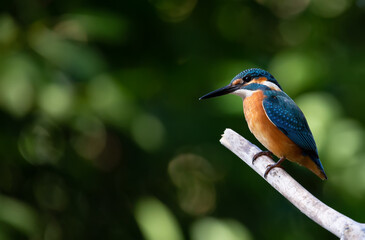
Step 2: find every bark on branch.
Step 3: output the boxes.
[220,128,365,240]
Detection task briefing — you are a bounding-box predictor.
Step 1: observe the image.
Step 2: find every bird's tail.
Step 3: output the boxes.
[309,155,327,180]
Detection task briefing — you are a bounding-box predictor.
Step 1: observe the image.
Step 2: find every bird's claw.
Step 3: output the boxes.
[264,164,285,178]
[252,151,274,164]
[263,157,286,178]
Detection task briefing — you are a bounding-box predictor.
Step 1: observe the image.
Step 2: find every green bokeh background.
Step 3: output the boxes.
[1,0,365,239]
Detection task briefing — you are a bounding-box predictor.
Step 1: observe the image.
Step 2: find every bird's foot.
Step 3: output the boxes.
[252,151,274,164]
[264,157,286,178]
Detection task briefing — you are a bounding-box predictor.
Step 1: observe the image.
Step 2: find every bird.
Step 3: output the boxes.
[199,68,327,180]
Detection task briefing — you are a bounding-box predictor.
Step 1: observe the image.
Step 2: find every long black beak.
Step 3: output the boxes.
[199,84,239,100]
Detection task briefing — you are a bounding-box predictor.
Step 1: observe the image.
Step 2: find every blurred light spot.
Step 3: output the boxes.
[0,54,35,117]
[87,74,135,127]
[326,119,363,167]
[55,13,129,43]
[279,19,311,46]
[295,92,341,151]
[131,113,165,151]
[39,80,74,119]
[256,0,310,18]
[216,4,251,42]
[71,115,106,160]
[0,14,18,46]
[34,174,69,211]
[269,51,326,95]
[168,154,216,216]
[310,0,351,18]
[135,197,183,240]
[54,20,87,42]
[149,0,197,22]
[191,217,252,240]
[29,23,105,79]
[18,119,64,165]
[0,194,41,236]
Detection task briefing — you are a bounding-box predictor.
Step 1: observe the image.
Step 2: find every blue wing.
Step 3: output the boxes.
[262,91,320,161]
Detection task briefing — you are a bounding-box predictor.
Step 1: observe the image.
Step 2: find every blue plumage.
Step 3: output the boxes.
[231,68,283,90]
[262,90,325,172]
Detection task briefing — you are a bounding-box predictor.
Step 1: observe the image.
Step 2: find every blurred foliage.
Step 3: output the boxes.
[0,0,365,239]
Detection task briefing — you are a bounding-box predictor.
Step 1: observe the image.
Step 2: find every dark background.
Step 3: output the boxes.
[0,0,365,239]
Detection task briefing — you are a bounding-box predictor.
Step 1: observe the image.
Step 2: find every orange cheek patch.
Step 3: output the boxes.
[251,77,267,84]
[232,79,243,85]
[257,77,267,82]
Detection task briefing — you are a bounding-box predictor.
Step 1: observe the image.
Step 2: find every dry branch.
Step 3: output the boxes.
[220,128,365,240]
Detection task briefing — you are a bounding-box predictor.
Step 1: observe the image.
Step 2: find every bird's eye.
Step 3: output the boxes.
[243,76,251,82]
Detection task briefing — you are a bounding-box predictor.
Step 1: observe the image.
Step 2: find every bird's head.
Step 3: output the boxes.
[199,68,282,100]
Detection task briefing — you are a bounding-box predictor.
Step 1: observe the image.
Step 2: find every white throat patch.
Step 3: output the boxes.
[231,89,254,99]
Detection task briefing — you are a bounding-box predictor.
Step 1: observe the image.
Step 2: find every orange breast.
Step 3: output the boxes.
[243,91,324,179]
[243,91,299,158]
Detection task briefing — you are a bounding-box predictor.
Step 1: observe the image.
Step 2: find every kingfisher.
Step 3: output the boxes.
[200,68,327,180]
